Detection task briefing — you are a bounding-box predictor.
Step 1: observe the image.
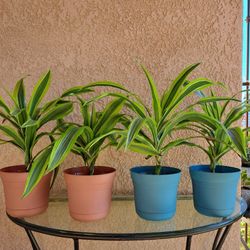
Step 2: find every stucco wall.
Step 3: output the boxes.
[0,0,242,249]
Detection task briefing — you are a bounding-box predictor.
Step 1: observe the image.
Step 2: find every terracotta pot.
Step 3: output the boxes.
[64,166,116,221]
[0,165,52,217]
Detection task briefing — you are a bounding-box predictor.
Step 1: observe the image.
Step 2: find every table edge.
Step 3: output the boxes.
[6,196,247,241]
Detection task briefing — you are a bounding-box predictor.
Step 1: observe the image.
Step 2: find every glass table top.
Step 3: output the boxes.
[10,196,247,240]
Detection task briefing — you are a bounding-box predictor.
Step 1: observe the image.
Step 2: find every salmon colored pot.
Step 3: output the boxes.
[0,165,52,217]
[64,166,116,221]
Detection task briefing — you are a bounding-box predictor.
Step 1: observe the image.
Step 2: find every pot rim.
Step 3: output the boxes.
[189,164,240,174]
[64,166,116,177]
[0,164,27,174]
[130,165,181,175]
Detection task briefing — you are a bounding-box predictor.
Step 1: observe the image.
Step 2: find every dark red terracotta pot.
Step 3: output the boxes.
[64,166,116,221]
[0,165,52,217]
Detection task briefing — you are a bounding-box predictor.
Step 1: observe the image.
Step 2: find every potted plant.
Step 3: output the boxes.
[45,94,126,221]
[119,63,215,221]
[185,90,249,217]
[0,71,73,217]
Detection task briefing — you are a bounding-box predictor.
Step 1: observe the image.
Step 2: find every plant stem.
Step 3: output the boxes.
[210,160,217,172]
[154,156,162,175]
[89,166,95,175]
[89,159,96,175]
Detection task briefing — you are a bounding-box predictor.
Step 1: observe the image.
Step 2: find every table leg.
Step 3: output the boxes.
[212,228,222,250]
[24,228,40,250]
[186,235,192,250]
[212,225,232,250]
[73,238,79,250]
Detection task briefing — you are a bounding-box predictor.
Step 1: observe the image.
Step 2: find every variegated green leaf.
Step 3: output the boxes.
[13,78,26,109]
[125,117,145,149]
[197,96,240,105]
[128,142,159,156]
[161,138,192,154]
[141,65,162,123]
[25,125,37,166]
[160,78,213,125]
[22,119,39,128]
[80,126,94,144]
[93,98,125,135]
[224,105,249,127]
[145,117,158,145]
[228,127,247,158]
[28,71,51,117]
[0,125,25,150]
[23,146,53,197]
[61,87,93,97]
[84,81,129,92]
[61,81,128,97]
[47,126,85,172]
[39,102,73,127]
[161,63,200,111]
[0,96,10,113]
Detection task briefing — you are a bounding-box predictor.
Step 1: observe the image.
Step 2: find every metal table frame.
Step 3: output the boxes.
[7,197,247,250]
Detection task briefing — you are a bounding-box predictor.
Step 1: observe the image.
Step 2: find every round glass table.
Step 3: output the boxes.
[7,195,247,250]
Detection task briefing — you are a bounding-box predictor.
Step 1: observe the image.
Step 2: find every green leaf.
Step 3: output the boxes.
[0,112,19,128]
[0,96,10,113]
[145,117,158,144]
[197,96,240,104]
[22,119,39,128]
[47,126,85,172]
[13,78,26,109]
[85,129,123,150]
[214,128,227,155]
[97,113,124,136]
[81,102,91,127]
[224,105,249,127]
[90,104,97,128]
[141,65,162,123]
[23,146,53,197]
[161,138,192,154]
[161,63,200,111]
[41,99,60,113]
[84,81,129,92]
[50,167,59,190]
[61,81,128,97]
[39,102,73,127]
[79,126,94,144]
[25,125,37,166]
[61,87,93,97]
[128,141,159,156]
[0,125,25,150]
[228,127,247,158]
[177,78,213,105]
[84,92,147,118]
[175,112,221,131]
[160,78,213,125]
[28,71,51,117]
[93,98,125,135]
[158,112,222,147]
[125,117,145,148]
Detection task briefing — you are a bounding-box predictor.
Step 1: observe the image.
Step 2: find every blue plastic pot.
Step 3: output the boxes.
[189,165,240,217]
[130,166,181,221]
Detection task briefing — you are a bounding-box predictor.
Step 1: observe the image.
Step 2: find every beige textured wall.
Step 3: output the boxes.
[0,0,242,249]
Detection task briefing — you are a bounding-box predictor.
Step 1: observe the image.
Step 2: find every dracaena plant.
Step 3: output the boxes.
[180,90,249,172]
[24,81,130,196]
[45,95,126,175]
[119,63,216,175]
[0,71,74,196]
